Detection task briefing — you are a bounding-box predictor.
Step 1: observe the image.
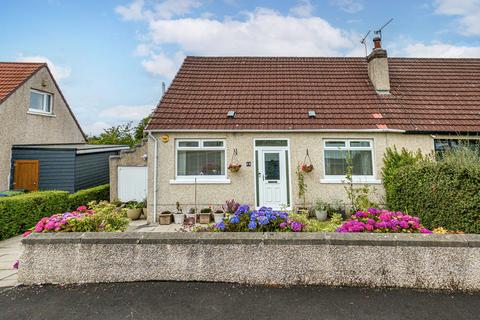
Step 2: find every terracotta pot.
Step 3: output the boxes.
[159,214,172,225]
[127,208,142,220]
[199,213,211,224]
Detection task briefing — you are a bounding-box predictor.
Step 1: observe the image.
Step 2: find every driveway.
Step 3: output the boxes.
[1,282,478,320]
[0,236,21,287]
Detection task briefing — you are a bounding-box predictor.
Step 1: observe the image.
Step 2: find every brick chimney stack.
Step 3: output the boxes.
[367,37,390,94]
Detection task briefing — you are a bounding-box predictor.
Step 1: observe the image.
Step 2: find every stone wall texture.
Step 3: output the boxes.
[19,232,480,291]
[0,66,85,190]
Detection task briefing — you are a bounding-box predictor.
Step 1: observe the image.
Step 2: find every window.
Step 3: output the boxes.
[176,140,226,180]
[434,139,480,158]
[324,139,374,180]
[29,90,52,114]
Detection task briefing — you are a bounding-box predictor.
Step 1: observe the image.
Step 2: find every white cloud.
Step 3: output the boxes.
[82,121,112,136]
[154,0,202,19]
[330,0,363,13]
[115,0,145,21]
[434,0,480,35]
[16,56,71,80]
[289,0,314,17]
[142,52,186,78]
[99,104,154,121]
[400,41,480,58]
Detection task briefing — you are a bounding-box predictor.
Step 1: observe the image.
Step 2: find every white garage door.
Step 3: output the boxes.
[117,166,147,202]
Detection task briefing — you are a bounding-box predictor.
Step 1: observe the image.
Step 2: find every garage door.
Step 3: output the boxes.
[117,166,147,202]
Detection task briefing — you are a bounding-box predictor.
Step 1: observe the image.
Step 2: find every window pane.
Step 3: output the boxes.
[350,141,370,148]
[29,92,44,111]
[351,150,373,175]
[325,141,345,148]
[325,150,347,175]
[203,141,223,147]
[177,150,225,176]
[255,140,288,147]
[264,153,280,180]
[44,94,52,112]
[178,141,199,147]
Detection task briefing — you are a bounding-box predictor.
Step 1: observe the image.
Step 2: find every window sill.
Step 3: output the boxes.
[320,178,382,185]
[169,178,231,185]
[27,111,56,117]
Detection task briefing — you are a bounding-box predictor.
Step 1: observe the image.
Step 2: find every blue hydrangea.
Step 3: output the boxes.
[248,221,257,229]
[257,215,269,225]
[215,221,225,230]
[229,216,240,224]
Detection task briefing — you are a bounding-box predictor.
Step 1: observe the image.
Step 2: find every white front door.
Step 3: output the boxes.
[257,149,288,209]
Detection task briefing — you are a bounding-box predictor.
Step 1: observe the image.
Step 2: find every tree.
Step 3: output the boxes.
[87,116,150,147]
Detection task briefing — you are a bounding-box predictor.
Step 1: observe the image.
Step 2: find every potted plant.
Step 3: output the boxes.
[199,207,212,224]
[185,208,196,225]
[301,163,314,173]
[159,210,172,225]
[222,199,240,215]
[139,198,147,218]
[228,163,242,173]
[213,208,225,223]
[174,201,184,224]
[313,199,328,221]
[126,201,143,220]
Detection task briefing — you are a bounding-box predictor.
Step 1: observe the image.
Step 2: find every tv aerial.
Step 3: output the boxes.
[374,18,393,40]
[360,30,371,57]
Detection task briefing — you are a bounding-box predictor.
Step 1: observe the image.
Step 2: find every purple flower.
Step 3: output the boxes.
[13,260,19,269]
[248,221,257,230]
[290,221,303,232]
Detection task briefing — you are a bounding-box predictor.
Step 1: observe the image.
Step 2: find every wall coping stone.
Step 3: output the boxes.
[22,232,480,247]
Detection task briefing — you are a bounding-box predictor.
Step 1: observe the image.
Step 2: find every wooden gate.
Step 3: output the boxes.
[13,160,39,191]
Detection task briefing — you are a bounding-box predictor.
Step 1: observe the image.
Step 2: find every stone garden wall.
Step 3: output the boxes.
[19,232,480,291]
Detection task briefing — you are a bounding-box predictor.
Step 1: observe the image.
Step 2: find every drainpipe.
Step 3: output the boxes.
[148,131,158,225]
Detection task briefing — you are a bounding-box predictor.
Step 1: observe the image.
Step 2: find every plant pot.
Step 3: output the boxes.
[301,164,314,173]
[127,208,142,220]
[213,213,224,224]
[315,209,328,221]
[185,213,196,225]
[228,164,241,173]
[142,208,148,218]
[159,214,172,225]
[199,213,211,224]
[174,213,185,224]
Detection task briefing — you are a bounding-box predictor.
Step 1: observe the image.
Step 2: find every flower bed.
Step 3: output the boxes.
[23,201,129,237]
[207,205,305,232]
[336,208,432,233]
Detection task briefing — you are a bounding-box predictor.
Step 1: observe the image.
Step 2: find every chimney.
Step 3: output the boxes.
[367,37,390,94]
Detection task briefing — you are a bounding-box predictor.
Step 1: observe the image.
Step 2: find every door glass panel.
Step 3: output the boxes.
[264,153,280,180]
[255,140,288,147]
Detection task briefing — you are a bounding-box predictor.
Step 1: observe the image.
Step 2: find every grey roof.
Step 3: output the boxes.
[12,144,130,154]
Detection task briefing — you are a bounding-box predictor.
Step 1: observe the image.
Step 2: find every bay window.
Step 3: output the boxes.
[323,139,375,182]
[175,139,226,182]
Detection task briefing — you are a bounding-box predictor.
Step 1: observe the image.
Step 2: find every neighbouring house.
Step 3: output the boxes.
[0,62,128,193]
[144,37,480,223]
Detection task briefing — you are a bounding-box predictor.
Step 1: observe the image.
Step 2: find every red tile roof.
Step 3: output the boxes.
[147,56,480,133]
[0,62,45,104]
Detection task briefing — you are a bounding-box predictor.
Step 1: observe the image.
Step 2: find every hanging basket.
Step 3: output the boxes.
[228,148,241,173]
[301,149,314,173]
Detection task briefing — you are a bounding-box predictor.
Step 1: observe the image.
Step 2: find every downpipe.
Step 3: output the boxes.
[147,131,158,225]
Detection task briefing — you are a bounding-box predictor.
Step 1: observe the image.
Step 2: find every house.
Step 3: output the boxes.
[0,62,128,193]
[144,37,480,223]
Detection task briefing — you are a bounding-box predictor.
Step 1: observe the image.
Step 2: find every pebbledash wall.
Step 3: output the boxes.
[19,232,480,291]
[0,66,85,191]
[146,131,435,221]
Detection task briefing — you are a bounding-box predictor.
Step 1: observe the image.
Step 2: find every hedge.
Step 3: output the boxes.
[0,184,111,240]
[68,184,110,211]
[0,191,70,240]
[385,148,480,233]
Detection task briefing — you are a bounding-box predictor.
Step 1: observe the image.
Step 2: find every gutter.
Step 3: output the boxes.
[145,128,406,133]
[147,131,159,225]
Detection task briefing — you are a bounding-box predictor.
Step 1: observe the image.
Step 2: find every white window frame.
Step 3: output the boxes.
[28,89,53,114]
[321,139,380,184]
[171,139,229,184]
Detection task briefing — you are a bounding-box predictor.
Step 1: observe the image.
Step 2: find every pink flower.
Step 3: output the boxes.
[45,221,56,230]
[13,260,19,269]
[77,206,87,212]
[34,224,43,232]
[22,230,32,237]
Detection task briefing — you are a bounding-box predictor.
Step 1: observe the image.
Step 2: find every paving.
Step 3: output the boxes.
[1,281,479,320]
[0,236,21,288]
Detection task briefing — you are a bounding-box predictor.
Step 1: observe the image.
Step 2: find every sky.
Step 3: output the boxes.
[1,0,480,135]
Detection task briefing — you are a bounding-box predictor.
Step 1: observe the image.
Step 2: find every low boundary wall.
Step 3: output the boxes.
[19,232,480,291]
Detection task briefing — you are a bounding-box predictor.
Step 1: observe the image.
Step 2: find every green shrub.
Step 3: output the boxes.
[68,184,110,211]
[382,147,424,206]
[385,147,480,233]
[0,191,70,240]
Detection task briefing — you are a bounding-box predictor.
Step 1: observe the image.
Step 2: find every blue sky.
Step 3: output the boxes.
[1,0,479,134]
